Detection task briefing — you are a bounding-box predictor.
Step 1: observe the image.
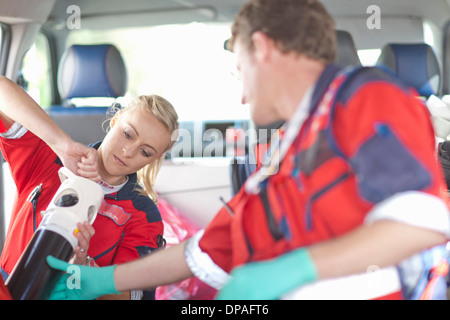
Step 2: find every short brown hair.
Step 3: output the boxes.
[228,0,337,64]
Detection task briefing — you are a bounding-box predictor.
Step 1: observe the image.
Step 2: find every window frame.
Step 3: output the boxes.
[0,23,11,76]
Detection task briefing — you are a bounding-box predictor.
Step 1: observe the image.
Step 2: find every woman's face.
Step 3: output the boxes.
[98,108,171,185]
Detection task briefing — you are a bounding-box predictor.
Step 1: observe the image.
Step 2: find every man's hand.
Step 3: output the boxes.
[46,256,119,300]
[216,248,318,300]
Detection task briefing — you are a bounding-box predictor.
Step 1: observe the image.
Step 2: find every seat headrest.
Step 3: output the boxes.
[58,44,127,100]
[335,30,361,67]
[376,43,441,97]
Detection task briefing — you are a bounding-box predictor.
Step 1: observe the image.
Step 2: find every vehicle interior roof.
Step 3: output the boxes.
[44,0,450,50]
[46,0,450,23]
[1,0,450,62]
[1,0,449,32]
[43,0,450,30]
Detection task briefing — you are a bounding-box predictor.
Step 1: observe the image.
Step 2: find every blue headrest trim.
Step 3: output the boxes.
[378,44,440,97]
[392,45,432,96]
[59,44,126,99]
[48,106,110,115]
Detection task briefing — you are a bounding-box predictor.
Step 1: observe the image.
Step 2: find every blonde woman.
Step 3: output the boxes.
[0,76,178,300]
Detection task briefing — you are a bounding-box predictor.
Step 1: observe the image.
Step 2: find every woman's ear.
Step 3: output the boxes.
[110,114,119,128]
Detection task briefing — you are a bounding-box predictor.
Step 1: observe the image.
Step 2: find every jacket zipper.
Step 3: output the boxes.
[259,185,284,241]
[221,196,254,261]
[305,172,350,231]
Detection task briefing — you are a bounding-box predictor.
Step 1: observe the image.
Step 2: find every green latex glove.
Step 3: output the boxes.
[216,248,317,300]
[46,256,120,300]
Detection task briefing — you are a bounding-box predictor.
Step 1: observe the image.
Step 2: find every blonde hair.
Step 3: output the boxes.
[108,95,179,204]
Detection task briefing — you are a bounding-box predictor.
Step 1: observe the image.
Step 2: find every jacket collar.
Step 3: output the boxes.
[309,63,342,114]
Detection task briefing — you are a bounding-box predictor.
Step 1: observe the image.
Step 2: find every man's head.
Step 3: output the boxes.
[227,0,337,64]
[229,0,336,125]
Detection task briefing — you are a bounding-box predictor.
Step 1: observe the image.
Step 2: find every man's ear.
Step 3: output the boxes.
[251,31,274,62]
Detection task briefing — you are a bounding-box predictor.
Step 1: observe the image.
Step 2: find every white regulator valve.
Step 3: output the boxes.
[39,167,103,249]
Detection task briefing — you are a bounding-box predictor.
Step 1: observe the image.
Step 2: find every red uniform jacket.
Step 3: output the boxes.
[0,124,164,277]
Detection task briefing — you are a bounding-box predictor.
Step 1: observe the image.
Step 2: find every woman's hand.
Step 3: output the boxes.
[72,222,96,266]
[58,140,101,182]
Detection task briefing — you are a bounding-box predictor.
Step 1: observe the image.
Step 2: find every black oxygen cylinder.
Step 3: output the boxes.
[4,167,102,300]
[5,229,73,300]
[5,192,80,300]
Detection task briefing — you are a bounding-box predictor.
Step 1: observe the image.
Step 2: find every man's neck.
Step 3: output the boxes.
[275,54,325,121]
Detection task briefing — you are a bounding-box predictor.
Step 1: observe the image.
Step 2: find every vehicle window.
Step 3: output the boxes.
[21,32,53,108]
[357,49,381,66]
[67,23,250,158]
[67,23,247,122]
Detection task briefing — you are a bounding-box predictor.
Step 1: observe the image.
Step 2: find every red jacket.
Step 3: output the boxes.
[0,277,11,300]
[0,124,164,276]
[199,65,447,273]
